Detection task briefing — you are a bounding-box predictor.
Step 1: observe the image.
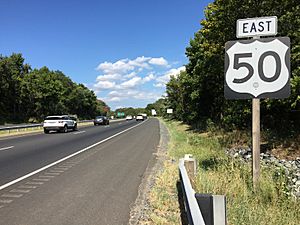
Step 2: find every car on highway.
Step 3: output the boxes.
[141,113,148,119]
[43,115,77,134]
[94,116,109,125]
[136,115,144,121]
[126,115,133,120]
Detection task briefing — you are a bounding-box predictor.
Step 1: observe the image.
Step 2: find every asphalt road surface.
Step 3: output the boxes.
[0,118,160,225]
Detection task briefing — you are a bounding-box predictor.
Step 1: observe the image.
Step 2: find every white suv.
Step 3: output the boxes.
[43,115,77,134]
[136,115,144,121]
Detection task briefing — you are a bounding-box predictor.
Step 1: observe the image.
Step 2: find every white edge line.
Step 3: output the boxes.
[74,131,86,135]
[0,146,14,151]
[0,120,147,191]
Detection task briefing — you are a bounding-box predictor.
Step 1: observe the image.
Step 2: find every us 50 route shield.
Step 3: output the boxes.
[224,37,290,99]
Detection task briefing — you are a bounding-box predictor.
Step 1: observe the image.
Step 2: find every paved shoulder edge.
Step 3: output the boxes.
[128,118,170,225]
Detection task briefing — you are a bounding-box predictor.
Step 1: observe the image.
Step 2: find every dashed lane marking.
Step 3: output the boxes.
[0,199,13,204]
[1,193,23,198]
[26,182,43,185]
[0,120,146,191]
[49,170,65,173]
[18,185,37,189]
[64,162,76,164]
[10,189,31,193]
[44,172,59,176]
[32,178,49,182]
[56,167,70,170]
[0,146,14,151]
[39,175,55,178]
[74,131,86,135]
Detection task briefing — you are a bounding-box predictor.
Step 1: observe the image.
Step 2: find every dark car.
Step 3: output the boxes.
[94,116,109,125]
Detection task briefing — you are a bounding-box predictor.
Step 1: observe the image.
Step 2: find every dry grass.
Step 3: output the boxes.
[0,127,43,137]
[144,119,300,225]
[139,161,181,225]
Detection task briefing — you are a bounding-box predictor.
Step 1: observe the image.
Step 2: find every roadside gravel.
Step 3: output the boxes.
[226,147,300,198]
[128,119,169,225]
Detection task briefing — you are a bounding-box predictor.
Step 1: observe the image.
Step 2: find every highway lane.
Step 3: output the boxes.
[0,119,138,186]
[0,118,160,225]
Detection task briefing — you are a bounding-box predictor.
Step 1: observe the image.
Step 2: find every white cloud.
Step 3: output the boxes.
[153,83,165,88]
[143,73,156,82]
[108,97,121,102]
[96,60,134,74]
[108,90,120,97]
[105,89,161,102]
[115,106,125,110]
[96,74,122,81]
[133,91,161,100]
[96,56,152,74]
[128,56,151,69]
[149,57,168,66]
[95,56,168,75]
[120,76,142,88]
[154,66,186,88]
[125,72,137,78]
[94,81,116,90]
[92,56,185,108]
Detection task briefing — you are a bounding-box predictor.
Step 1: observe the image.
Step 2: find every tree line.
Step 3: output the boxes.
[151,0,300,133]
[0,53,109,124]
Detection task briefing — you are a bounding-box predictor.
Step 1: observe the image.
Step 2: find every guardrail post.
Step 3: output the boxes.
[195,194,227,225]
[183,154,197,187]
[180,155,227,225]
[179,158,206,225]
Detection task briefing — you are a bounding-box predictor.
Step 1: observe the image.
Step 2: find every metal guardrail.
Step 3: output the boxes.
[0,124,43,131]
[179,155,227,225]
[0,119,126,132]
[179,158,206,225]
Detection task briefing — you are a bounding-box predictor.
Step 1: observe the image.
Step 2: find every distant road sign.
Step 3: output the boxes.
[167,109,173,114]
[151,109,157,116]
[224,37,290,99]
[117,112,124,117]
[236,16,277,38]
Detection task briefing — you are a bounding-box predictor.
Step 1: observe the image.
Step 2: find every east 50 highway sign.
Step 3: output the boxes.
[224,37,290,99]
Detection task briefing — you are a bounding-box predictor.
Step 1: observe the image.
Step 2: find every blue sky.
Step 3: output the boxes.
[0,0,211,110]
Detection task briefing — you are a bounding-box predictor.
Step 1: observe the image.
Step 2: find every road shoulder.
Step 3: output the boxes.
[128,118,170,225]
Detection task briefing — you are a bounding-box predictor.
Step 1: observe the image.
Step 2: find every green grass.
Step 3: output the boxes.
[0,126,43,136]
[142,119,300,225]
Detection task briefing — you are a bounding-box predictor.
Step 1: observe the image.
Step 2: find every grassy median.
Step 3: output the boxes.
[142,119,300,225]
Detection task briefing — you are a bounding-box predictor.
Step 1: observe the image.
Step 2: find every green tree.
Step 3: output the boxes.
[146,98,168,117]
[20,67,69,119]
[178,0,300,130]
[67,84,98,119]
[0,53,30,123]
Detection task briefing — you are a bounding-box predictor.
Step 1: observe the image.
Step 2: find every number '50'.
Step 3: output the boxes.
[233,51,281,83]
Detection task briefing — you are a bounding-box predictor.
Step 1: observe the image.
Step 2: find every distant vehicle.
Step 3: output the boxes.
[136,115,144,121]
[94,116,109,125]
[43,115,77,134]
[141,113,148,119]
[126,115,133,120]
